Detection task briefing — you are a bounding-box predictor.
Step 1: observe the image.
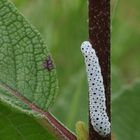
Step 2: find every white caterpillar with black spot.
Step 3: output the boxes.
[81,41,111,136]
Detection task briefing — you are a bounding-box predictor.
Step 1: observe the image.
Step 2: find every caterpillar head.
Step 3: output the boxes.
[81,41,95,57]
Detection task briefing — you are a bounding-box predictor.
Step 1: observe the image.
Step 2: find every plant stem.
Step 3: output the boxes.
[88,0,111,140]
[38,112,77,140]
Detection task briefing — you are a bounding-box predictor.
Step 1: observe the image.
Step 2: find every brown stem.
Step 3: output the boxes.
[88,0,111,140]
[37,112,77,140]
[0,81,77,140]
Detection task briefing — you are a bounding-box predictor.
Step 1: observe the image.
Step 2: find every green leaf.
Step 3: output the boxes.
[0,101,56,140]
[112,81,140,140]
[0,0,58,114]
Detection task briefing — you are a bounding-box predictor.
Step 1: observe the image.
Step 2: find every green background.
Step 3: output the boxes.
[0,0,140,139]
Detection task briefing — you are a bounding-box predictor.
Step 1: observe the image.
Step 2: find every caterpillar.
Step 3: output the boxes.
[81,41,110,136]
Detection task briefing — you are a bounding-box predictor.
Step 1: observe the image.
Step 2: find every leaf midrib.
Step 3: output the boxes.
[0,80,42,113]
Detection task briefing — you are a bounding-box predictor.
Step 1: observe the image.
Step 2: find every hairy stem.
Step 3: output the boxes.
[88,0,111,139]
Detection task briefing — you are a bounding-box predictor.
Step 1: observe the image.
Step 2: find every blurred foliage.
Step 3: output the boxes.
[0,0,140,139]
[111,0,140,82]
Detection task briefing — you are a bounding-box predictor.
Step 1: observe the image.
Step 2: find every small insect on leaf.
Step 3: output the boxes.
[43,56,54,71]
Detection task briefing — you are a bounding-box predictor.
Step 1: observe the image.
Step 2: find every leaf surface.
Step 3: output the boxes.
[0,0,58,114]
